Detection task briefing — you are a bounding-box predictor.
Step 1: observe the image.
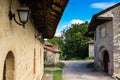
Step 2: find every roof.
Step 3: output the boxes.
[44,42,53,47]
[44,45,61,53]
[85,2,120,37]
[19,0,68,39]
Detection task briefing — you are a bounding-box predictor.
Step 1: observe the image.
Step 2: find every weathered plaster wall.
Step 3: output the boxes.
[88,44,94,57]
[0,0,44,80]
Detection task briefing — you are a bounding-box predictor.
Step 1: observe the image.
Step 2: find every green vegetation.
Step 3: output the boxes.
[56,62,65,69]
[85,56,94,60]
[53,70,62,80]
[47,36,64,50]
[68,56,94,60]
[44,64,55,68]
[47,22,92,60]
[61,22,92,59]
[43,62,64,80]
[43,70,62,80]
[44,62,65,69]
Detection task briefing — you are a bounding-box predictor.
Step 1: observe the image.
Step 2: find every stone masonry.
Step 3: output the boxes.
[86,3,120,76]
[95,4,120,75]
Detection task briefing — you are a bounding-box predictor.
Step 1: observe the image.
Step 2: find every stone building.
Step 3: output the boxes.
[0,0,68,80]
[44,42,61,65]
[87,40,94,57]
[85,2,120,76]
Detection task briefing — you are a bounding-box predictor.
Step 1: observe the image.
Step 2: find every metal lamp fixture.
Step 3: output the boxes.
[9,5,30,28]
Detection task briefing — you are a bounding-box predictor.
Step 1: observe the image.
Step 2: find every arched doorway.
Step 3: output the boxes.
[103,50,109,73]
[3,51,15,80]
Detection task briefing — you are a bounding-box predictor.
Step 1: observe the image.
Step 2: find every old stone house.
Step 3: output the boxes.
[87,40,94,57]
[85,2,120,76]
[0,0,68,80]
[44,42,61,65]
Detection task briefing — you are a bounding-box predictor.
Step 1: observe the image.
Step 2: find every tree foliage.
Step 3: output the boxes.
[47,22,92,59]
[61,22,92,59]
[46,36,63,50]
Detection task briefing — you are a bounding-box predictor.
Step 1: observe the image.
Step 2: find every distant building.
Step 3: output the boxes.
[0,0,68,80]
[87,40,94,57]
[85,2,120,77]
[44,42,61,65]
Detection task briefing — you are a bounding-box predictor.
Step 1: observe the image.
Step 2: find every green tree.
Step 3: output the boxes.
[62,22,92,59]
[46,36,63,50]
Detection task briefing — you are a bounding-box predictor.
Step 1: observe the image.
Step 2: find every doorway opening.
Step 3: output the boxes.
[3,51,15,80]
[103,50,109,73]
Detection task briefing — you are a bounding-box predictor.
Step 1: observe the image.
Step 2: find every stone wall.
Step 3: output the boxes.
[95,5,120,75]
[95,21,113,74]
[0,0,44,80]
[112,6,120,74]
[45,49,60,65]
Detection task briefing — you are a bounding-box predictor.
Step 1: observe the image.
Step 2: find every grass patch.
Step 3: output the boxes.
[87,62,94,68]
[53,70,62,80]
[44,64,55,68]
[44,62,65,69]
[56,62,65,69]
[43,70,62,80]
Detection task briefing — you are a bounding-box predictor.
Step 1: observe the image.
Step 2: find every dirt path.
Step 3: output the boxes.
[62,60,114,80]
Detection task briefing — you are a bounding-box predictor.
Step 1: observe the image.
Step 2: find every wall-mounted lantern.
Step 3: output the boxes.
[9,2,30,28]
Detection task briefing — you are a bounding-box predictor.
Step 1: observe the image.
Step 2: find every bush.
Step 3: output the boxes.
[85,56,94,60]
[56,62,65,69]
[44,64,55,68]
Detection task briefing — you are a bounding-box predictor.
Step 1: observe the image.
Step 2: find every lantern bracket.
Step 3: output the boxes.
[9,10,25,28]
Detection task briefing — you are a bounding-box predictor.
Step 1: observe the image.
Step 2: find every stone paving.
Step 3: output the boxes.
[62,60,115,80]
[42,60,116,80]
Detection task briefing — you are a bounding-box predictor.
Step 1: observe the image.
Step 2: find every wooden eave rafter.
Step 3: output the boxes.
[19,0,68,39]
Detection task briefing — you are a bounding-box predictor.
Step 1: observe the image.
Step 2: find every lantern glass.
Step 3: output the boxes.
[17,9,29,24]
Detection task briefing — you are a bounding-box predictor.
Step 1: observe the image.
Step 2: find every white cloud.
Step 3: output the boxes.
[55,19,88,37]
[70,19,84,24]
[55,32,61,37]
[61,19,85,28]
[91,2,116,9]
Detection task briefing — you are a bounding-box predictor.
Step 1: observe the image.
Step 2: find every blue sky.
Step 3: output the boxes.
[55,0,120,36]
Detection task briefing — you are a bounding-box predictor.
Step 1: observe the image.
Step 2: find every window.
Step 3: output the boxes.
[100,27,106,38]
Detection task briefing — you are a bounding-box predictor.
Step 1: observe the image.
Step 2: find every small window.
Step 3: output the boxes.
[100,27,106,38]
